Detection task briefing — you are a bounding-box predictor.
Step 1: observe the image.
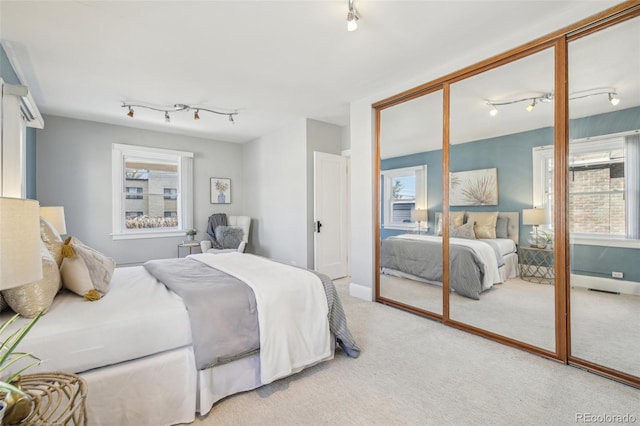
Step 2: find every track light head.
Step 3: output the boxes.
[526,99,536,112]
[127,107,134,118]
[608,92,620,106]
[346,0,359,31]
[165,111,170,123]
[194,110,200,120]
[489,105,498,116]
[229,114,235,124]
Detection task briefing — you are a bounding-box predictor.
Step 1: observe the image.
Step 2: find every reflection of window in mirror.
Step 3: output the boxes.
[533,132,639,240]
[381,165,427,230]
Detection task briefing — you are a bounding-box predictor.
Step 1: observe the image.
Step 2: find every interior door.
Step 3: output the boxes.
[313,151,348,279]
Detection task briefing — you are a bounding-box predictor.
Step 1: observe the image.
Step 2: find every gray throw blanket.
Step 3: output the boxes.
[143,257,360,370]
[205,213,227,249]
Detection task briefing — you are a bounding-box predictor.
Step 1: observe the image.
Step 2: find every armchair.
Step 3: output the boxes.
[200,215,251,254]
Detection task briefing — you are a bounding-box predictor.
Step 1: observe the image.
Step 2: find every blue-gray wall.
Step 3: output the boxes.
[1,45,37,199]
[381,106,640,282]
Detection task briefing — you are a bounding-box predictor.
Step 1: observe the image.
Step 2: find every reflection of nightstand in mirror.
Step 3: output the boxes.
[178,242,200,258]
[519,246,554,284]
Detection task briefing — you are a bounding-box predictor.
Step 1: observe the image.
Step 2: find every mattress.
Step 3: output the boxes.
[0,266,192,374]
[486,238,518,256]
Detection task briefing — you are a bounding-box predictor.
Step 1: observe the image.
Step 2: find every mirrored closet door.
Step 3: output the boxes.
[448,47,556,352]
[378,89,444,316]
[568,15,640,379]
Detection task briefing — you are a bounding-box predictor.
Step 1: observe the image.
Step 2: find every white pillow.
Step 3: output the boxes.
[60,237,115,300]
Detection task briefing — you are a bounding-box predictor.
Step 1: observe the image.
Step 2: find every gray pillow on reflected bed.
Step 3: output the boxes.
[496,217,510,239]
[214,226,244,249]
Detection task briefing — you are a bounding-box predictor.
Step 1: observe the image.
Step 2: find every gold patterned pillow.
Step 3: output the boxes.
[2,240,60,318]
[466,211,499,239]
[60,237,115,301]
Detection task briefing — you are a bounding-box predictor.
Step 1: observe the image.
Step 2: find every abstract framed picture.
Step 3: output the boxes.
[450,168,498,206]
[210,177,231,204]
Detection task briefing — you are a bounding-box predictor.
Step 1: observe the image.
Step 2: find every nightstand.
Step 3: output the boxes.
[519,246,554,284]
[177,242,200,258]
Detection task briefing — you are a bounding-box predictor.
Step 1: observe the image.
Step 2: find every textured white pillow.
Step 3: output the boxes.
[40,217,64,267]
[60,237,115,301]
[450,222,476,239]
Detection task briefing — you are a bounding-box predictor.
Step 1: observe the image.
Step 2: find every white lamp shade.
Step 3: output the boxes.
[0,198,43,290]
[411,208,428,222]
[40,206,67,234]
[522,208,548,226]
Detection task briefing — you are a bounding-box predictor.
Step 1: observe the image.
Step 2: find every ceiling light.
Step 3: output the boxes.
[526,99,537,112]
[346,0,359,32]
[608,92,620,106]
[489,104,498,116]
[121,102,239,124]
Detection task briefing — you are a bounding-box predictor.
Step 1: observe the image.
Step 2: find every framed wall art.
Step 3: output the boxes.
[450,168,498,206]
[210,177,231,204]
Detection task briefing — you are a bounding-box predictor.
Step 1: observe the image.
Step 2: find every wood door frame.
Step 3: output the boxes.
[373,0,640,388]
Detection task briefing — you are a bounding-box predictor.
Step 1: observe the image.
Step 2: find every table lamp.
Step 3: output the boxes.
[0,198,43,290]
[411,208,428,235]
[39,206,67,235]
[522,207,548,247]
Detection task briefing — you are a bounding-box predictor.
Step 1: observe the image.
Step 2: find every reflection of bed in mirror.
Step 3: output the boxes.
[380,212,519,300]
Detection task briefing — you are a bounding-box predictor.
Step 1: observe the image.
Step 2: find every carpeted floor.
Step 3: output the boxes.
[189,278,639,425]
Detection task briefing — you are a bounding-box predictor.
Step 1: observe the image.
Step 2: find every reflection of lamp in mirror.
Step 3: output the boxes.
[411,208,428,235]
[522,207,549,247]
[0,198,44,290]
[39,206,67,235]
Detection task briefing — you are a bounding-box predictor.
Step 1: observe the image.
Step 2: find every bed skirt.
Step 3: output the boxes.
[82,346,197,426]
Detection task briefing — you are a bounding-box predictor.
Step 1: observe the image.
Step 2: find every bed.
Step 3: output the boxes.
[0,252,359,426]
[380,212,519,299]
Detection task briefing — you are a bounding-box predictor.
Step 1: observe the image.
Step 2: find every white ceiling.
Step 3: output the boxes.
[0,0,625,144]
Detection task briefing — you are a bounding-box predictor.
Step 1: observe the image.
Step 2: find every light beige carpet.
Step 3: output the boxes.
[188,278,639,426]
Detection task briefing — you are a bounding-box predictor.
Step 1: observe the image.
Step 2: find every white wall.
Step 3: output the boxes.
[36,115,245,265]
[243,119,308,267]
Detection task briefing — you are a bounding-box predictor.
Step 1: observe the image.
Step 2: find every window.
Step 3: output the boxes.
[112,144,193,239]
[533,132,640,241]
[164,188,177,200]
[381,165,427,229]
[125,186,144,199]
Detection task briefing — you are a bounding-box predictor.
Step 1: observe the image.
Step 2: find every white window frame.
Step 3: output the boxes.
[533,131,640,248]
[381,165,427,230]
[112,143,193,240]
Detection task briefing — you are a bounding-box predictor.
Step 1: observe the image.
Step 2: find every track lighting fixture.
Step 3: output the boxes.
[346,0,359,32]
[485,88,620,116]
[121,102,239,124]
[608,92,620,106]
[526,98,537,112]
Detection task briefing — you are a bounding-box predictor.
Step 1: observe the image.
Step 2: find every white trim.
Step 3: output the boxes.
[572,129,639,144]
[341,149,352,157]
[112,143,194,159]
[381,164,427,228]
[570,273,640,296]
[349,281,373,301]
[1,42,44,129]
[111,231,187,240]
[570,235,640,249]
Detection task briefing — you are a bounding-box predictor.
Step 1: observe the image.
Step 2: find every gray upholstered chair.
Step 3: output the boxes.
[200,215,251,254]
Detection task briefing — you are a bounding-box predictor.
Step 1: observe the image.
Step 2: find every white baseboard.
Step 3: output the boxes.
[570,273,640,296]
[349,282,373,301]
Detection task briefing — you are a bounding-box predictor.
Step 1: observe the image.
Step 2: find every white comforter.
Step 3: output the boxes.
[190,253,332,384]
[393,234,502,290]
